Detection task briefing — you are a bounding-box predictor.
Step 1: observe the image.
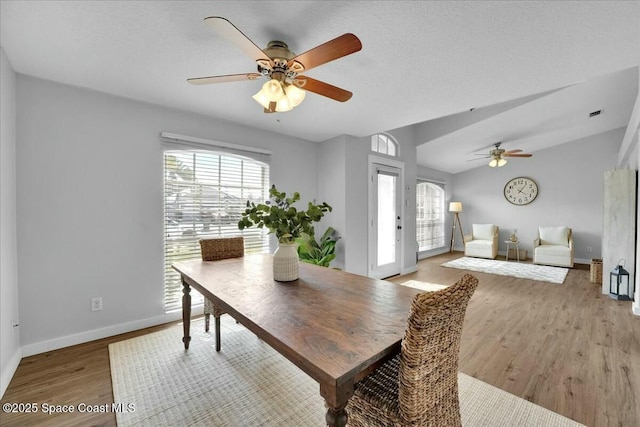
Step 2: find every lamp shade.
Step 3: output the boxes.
[252,79,285,109]
[254,80,307,112]
[449,202,463,212]
[285,84,306,107]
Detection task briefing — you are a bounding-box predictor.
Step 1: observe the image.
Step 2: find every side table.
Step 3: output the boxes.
[505,240,520,262]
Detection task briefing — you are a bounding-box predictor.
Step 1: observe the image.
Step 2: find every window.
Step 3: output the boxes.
[163,150,269,311]
[371,133,398,156]
[416,181,445,251]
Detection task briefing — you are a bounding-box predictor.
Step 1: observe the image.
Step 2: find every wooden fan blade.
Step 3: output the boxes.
[293,76,352,102]
[504,153,532,158]
[187,73,262,85]
[288,33,362,72]
[204,17,274,68]
[505,149,523,154]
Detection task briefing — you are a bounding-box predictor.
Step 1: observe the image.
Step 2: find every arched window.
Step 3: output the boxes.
[416,181,445,251]
[371,133,398,156]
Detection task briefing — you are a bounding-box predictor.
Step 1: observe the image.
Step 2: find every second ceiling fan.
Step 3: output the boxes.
[188,17,362,113]
[473,142,533,168]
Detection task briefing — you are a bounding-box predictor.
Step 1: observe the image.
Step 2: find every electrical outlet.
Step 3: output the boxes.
[587,247,593,253]
[91,297,103,312]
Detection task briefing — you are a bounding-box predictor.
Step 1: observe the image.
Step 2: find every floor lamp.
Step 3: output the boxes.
[449,201,464,252]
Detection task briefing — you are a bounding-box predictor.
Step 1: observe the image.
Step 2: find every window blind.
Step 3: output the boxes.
[163,149,270,311]
[416,181,445,251]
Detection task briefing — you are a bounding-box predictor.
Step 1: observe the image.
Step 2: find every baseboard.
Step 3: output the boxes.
[418,247,450,260]
[21,307,202,357]
[1,346,22,399]
[401,265,418,275]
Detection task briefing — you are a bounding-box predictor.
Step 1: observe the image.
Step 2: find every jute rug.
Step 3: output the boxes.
[110,317,583,426]
[441,257,569,284]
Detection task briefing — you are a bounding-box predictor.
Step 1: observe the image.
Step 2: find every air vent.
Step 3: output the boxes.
[589,109,602,117]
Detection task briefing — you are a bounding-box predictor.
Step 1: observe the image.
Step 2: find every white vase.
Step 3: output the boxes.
[273,243,299,281]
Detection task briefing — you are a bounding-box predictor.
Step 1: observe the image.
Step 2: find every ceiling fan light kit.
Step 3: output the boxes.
[472,142,533,168]
[488,157,508,168]
[252,80,306,113]
[189,17,362,113]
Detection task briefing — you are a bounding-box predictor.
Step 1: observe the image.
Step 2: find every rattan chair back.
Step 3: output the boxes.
[199,237,244,261]
[398,273,478,425]
[346,274,478,427]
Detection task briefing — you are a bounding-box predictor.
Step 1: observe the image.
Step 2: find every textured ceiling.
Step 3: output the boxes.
[1,1,639,168]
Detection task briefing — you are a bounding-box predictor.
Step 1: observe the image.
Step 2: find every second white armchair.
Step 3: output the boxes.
[533,226,574,267]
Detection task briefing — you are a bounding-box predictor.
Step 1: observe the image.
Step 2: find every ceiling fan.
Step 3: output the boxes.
[188,17,362,113]
[472,142,533,168]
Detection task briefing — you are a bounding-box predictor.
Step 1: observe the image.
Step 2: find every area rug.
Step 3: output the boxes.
[441,257,569,284]
[109,317,584,426]
[400,279,449,292]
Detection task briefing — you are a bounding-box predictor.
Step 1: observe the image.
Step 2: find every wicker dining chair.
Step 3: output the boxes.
[345,273,479,427]
[199,236,244,352]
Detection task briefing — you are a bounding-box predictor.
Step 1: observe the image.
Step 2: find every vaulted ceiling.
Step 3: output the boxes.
[1,1,639,172]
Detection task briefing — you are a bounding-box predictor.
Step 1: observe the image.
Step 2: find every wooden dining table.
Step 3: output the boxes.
[172,253,421,427]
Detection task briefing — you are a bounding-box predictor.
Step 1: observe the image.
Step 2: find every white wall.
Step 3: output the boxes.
[16,75,318,355]
[636,141,640,316]
[317,135,347,270]
[386,126,418,275]
[0,47,21,397]
[343,135,370,275]
[452,128,624,261]
[617,69,640,315]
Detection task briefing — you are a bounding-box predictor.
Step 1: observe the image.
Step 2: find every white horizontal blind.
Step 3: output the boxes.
[416,181,445,251]
[163,149,270,311]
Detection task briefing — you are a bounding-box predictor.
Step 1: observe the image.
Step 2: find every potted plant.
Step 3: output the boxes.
[238,185,332,281]
[296,227,341,267]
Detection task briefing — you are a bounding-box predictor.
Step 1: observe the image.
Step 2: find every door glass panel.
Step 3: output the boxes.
[377,173,397,266]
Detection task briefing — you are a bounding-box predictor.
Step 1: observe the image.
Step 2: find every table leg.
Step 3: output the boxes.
[215,316,221,352]
[321,383,352,427]
[182,277,191,350]
[325,404,347,427]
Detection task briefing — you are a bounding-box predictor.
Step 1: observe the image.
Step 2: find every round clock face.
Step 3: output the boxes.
[504,177,538,205]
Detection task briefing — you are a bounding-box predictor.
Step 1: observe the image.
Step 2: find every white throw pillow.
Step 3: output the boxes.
[539,226,569,246]
[473,224,495,241]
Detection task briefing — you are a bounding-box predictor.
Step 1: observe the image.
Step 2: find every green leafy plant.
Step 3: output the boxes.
[296,227,341,267]
[238,185,332,244]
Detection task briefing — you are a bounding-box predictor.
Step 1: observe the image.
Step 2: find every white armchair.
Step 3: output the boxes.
[533,226,574,267]
[464,224,499,259]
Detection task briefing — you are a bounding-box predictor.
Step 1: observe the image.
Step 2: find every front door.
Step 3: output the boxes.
[370,163,402,278]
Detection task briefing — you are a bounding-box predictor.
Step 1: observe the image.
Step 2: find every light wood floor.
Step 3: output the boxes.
[1,252,639,426]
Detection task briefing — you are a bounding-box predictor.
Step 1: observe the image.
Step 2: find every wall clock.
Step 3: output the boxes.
[504,177,538,205]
